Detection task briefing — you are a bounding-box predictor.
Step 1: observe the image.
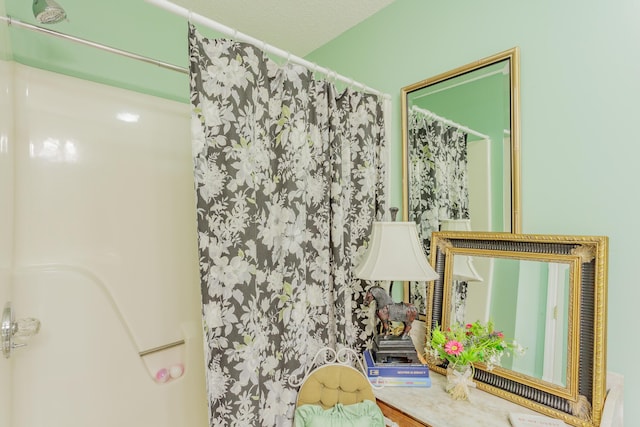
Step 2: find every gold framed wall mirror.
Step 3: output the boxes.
[425,232,607,427]
[401,47,521,316]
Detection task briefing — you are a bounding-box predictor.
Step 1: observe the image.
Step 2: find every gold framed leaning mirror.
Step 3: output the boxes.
[401,47,521,317]
[425,232,607,427]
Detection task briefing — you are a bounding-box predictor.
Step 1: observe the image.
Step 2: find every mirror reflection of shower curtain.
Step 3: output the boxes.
[188,25,387,426]
[407,110,469,316]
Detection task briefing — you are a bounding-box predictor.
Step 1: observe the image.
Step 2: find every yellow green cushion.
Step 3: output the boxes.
[296,365,376,409]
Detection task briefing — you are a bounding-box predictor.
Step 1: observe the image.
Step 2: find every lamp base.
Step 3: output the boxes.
[372,334,420,364]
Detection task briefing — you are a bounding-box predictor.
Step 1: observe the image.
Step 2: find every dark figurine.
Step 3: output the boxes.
[364,285,418,339]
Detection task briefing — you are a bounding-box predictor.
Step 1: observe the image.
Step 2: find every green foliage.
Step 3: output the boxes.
[425,320,522,370]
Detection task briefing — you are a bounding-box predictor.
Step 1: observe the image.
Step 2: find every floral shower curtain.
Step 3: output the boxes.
[188,25,386,426]
[407,110,469,314]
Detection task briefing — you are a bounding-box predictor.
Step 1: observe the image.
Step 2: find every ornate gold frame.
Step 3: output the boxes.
[425,232,608,427]
[401,47,521,233]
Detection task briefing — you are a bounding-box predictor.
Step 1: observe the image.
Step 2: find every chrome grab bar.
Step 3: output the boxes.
[2,302,41,359]
[138,339,185,357]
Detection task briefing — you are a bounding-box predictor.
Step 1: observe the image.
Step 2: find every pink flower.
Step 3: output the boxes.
[444,340,464,356]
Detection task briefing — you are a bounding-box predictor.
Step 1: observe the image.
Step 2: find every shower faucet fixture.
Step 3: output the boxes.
[2,302,41,359]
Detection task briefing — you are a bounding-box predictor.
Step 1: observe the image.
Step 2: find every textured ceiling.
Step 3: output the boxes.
[171,0,395,56]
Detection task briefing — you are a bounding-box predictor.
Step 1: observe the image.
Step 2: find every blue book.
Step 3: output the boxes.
[363,350,430,378]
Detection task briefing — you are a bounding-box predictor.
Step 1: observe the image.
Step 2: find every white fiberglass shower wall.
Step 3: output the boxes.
[1,17,13,427]
[0,56,208,426]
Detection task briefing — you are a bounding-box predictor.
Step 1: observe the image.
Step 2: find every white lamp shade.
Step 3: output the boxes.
[355,222,439,281]
[439,219,472,232]
[440,219,483,282]
[451,255,484,282]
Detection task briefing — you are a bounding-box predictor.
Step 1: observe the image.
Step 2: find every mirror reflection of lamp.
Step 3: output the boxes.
[440,219,483,282]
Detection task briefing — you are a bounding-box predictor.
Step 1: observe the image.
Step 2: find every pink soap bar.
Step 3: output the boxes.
[155,368,170,383]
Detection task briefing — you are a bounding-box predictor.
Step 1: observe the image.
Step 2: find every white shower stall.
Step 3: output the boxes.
[0,53,209,426]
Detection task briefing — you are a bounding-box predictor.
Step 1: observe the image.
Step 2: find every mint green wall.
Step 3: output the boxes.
[308,0,638,421]
[512,260,548,379]
[489,258,518,367]
[2,0,636,421]
[0,1,10,60]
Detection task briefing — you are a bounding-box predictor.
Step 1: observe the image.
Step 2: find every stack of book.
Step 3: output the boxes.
[363,349,431,387]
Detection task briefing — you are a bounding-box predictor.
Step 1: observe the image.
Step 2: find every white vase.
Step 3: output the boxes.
[445,363,475,400]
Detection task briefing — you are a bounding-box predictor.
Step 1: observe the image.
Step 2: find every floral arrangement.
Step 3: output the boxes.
[425,320,523,371]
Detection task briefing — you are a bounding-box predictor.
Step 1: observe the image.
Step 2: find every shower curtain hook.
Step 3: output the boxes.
[259,40,267,57]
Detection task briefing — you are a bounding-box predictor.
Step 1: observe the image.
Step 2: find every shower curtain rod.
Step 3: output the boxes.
[410,105,490,140]
[146,0,390,99]
[1,11,388,99]
[411,66,507,101]
[0,15,188,74]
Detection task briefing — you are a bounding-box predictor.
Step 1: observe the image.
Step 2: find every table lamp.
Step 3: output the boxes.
[355,208,438,363]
